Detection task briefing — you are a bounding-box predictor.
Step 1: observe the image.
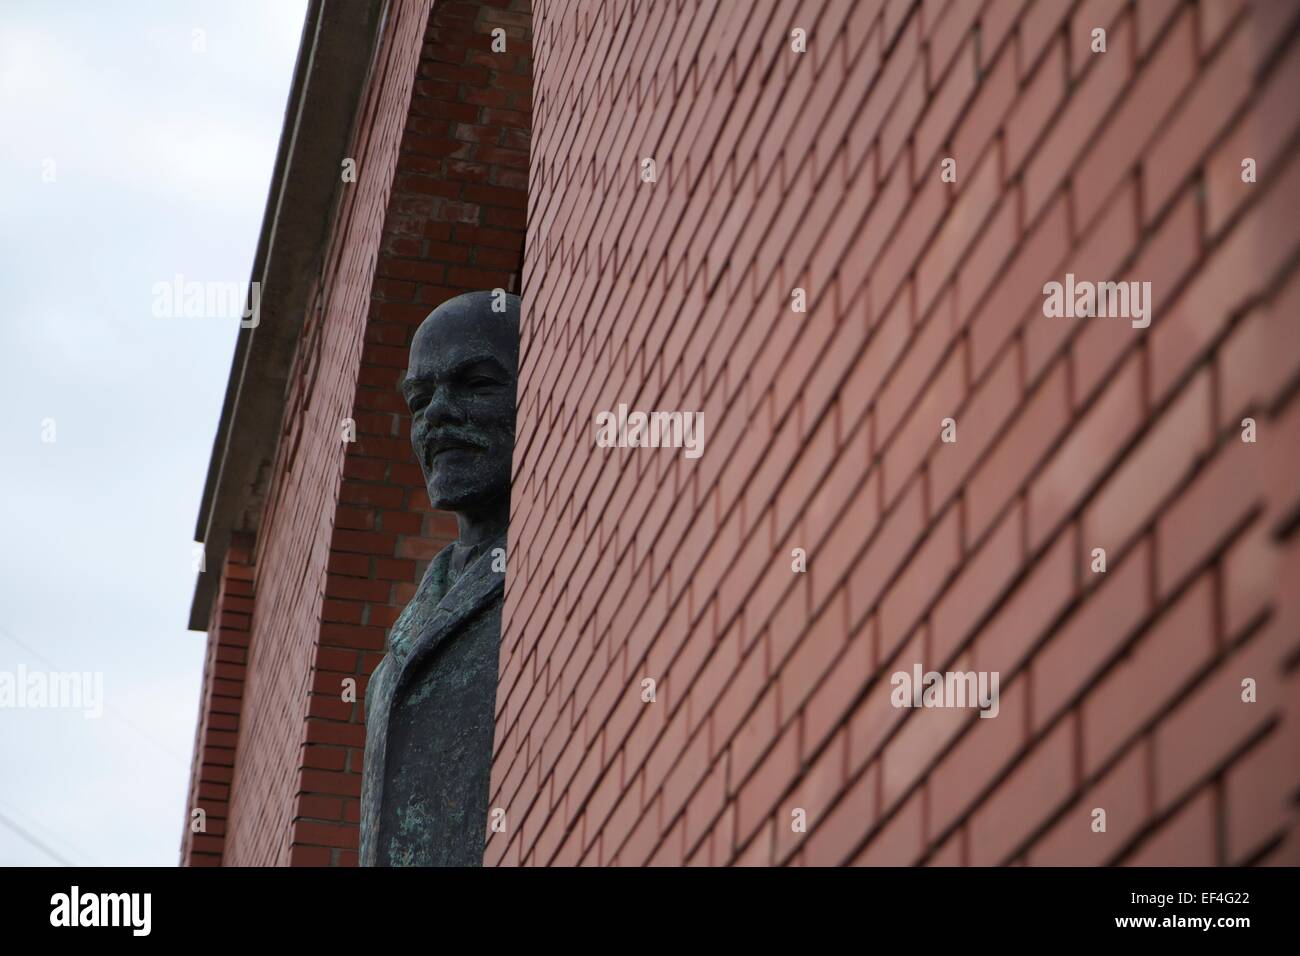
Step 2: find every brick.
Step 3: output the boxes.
[925,828,964,866]
[1082,370,1212,558]
[926,0,976,78]
[881,59,928,173]
[953,191,1018,329]
[1205,36,1300,238]
[731,686,779,787]
[711,634,769,752]
[1069,0,1130,80]
[1142,18,1255,223]
[876,293,958,448]
[1023,17,1132,223]
[931,501,1023,666]
[885,662,984,798]
[927,678,1028,836]
[1031,538,1152,734]
[913,39,977,180]
[1153,624,1283,811]
[1018,0,1072,79]
[968,194,1070,378]
[1025,177,1140,383]
[1150,147,1300,405]
[1136,0,1181,55]
[802,763,878,867]
[1070,188,1198,405]
[1224,709,1300,864]
[1005,38,1066,176]
[1080,574,1215,776]
[802,622,873,754]
[980,0,1029,68]
[966,361,1071,543]
[877,507,962,658]
[929,340,1020,511]
[915,146,1000,317]
[734,721,801,844]
[1124,790,1217,866]
[1198,0,1248,54]
[1220,270,1300,430]
[849,629,923,772]
[950,40,1016,164]
[777,591,850,720]
[1222,507,1278,644]
[846,481,928,630]
[835,155,913,297]
[1154,439,1259,598]
[871,170,950,316]
[852,787,924,866]
[773,730,848,862]
[971,522,1076,679]
[968,717,1076,866]
[883,345,967,509]
[1028,742,1147,866]
[1026,353,1143,552]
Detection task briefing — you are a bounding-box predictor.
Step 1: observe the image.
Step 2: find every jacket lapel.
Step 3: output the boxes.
[390,532,508,701]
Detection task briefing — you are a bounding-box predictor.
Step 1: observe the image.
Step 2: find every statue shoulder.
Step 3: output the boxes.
[384,547,453,656]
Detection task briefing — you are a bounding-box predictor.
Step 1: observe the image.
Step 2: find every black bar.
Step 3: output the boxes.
[0,866,1282,941]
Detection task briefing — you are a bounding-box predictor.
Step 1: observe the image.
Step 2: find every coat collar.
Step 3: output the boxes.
[391,530,508,698]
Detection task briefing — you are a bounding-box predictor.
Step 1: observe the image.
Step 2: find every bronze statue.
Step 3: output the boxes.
[360,290,519,866]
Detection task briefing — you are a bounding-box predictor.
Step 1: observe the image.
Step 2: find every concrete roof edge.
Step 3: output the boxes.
[188,0,390,631]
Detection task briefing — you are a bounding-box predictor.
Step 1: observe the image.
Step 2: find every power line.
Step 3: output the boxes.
[0,808,75,866]
[0,796,96,866]
[0,623,187,867]
[0,623,188,766]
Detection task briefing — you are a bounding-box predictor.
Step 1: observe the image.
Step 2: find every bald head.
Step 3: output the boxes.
[408,291,519,373]
[403,291,519,517]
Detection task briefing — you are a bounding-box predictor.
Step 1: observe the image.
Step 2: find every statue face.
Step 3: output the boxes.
[402,292,519,516]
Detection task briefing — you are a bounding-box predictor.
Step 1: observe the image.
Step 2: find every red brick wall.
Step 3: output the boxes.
[495,0,1300,866]
[304,0,533,865]
[180,533,254,866]
[216,0,436,866]
[191,0,533,866]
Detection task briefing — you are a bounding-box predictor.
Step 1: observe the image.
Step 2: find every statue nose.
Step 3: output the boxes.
[422,387,465,427]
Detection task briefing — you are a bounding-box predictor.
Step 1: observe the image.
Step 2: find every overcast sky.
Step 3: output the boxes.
[0,0,307,866]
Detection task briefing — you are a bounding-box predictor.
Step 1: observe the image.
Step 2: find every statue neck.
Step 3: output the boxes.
[454,498,508,552]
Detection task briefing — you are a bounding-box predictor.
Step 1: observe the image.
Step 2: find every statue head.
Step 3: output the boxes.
[402,290,519,520]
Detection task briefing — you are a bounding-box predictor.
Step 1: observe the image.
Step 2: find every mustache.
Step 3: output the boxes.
[420,428,488,465]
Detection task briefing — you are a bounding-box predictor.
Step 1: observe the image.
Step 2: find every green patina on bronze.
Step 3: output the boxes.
[360,290,519,866]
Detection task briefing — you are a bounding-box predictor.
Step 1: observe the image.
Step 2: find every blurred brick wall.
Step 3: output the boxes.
[495,0,1300,866]
[187,0,532,866]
